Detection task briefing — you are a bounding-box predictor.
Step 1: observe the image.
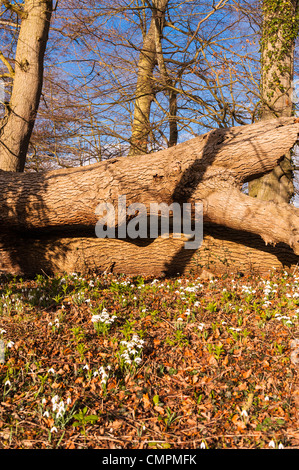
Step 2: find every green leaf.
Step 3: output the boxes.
[85,415,98,423]
[153,395,160,405]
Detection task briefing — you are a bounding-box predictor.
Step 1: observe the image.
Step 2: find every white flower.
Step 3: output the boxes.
[4,379,11,387]
[66,397,72,405]
[83,364,89,370]
[43,410,50,418]
[48,368,55,374]
[0,329,6,335]
[200,441,206,449]
[278,443,284,449]
[7,341,14,348]
[50,426,58,433]
[91,314,101,323]
[42,398,47,405]
[240,409,248,419]
[56,408,64,419]
[51,395,59,404]
[268,440,275,448]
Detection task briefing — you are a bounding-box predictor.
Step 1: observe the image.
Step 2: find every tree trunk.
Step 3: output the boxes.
[129,0,169,156]
[168,87,178,147]
[1,117,299,276]
[0,0,53,172]
[248,0,298,203]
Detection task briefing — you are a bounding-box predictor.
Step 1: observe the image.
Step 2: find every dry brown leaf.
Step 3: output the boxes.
[142,393,151,409]
[243,368,252,379]
[208,355,218,366]
[154,405,165,415]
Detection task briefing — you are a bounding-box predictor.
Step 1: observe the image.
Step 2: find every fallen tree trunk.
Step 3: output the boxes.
[1,226,298,277]
[1,117,299,276]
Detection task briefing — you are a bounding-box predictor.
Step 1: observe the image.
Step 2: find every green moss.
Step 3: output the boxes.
[261,0,299,93]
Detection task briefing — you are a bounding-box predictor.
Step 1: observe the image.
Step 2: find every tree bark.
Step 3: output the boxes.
[129,0,169,156]
[1,117,299,276]
[0,0,53,172]
[248,0,298,203]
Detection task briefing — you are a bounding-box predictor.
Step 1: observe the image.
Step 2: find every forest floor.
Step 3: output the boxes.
[0,267,298,449]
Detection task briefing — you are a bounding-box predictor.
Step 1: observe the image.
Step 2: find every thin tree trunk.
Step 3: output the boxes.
[0,0,53,172]
[248,0,298,203]
[168,87,178,147]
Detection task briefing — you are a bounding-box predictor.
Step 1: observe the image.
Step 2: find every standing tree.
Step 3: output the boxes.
[248,0,299,203]
[0,0,53,172]
[129,0,169,156]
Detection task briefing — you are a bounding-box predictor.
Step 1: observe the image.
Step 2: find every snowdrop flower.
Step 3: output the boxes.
[0,329,6,335]
[50,426,58,433]
[7,341,14,348]
[264,396,269,401]
[56,407,65,419]
[51,395,59,405]
[200,441,206,449]
[268,440,275,448]
[43,410,50,418]
[4,379,11,387]
[42,398,47,405]
[91,314,101,323]
[83,364,89,370]
[198,323,205,331]
[48,368,55,374]
[278,443,284,449]
[66,397,72,405]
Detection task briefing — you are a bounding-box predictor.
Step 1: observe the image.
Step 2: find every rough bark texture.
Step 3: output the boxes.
[1,117,299,276]
[0,0,52,172]
[248,0,298,203]
[1,226,298,277]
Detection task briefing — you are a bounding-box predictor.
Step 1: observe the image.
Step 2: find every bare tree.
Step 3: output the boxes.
[0,0,53,172]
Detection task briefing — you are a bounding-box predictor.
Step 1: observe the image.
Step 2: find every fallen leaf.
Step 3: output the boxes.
[222,355,229,366]
[243,368,252,379]
[154,405,165,415]
[208,355,218,366]
[142,393,151,409]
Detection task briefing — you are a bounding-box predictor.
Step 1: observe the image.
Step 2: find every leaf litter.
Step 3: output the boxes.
[0,268,298,449]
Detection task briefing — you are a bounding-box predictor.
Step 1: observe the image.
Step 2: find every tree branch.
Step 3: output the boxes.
[1,0,28,19]
[0,50,14,78]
